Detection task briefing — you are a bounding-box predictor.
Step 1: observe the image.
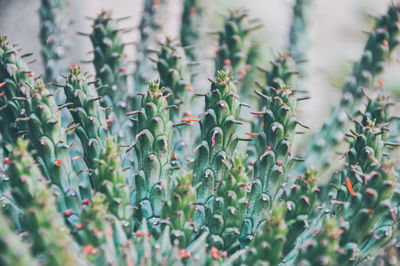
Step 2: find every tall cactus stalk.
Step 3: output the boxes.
[39,0,70,84]
[134,0,168,103]
[89,10,129,123]
[63,65,133,224]
[193,70,245,234]
[129,80,174,233]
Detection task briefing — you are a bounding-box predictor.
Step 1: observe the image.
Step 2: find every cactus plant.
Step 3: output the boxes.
[39,0,71,84]
[1,1,400,265]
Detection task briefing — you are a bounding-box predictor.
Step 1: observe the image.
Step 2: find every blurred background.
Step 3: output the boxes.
[0,0,398,131]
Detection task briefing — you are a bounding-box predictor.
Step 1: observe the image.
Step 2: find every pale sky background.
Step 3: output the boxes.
[0,0,397,131]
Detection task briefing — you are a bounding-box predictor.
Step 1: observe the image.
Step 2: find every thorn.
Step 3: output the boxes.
[77,32,90,36]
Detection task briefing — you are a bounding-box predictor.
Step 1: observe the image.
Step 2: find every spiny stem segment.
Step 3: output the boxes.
[294,5,400,176]
[89,10,128,120]
[39,0,71,83]
[193,70,243,233]
[130,80,174,234]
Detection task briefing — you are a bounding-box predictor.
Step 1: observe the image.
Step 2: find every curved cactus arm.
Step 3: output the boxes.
[39,0,71,84]
[293,5,400,176]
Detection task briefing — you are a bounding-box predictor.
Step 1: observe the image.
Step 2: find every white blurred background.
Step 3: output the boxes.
[0,0,398,130]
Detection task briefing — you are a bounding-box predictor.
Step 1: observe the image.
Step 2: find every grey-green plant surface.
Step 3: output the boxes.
[0,1,400,266]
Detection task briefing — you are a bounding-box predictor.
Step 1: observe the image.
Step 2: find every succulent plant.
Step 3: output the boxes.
[1,2,400,265]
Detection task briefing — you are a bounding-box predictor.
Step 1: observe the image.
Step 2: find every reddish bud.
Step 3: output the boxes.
[55,159,62,167]
[382,40,388,46]
[239,69,246,77]
[4,157,10,164]
[276,161,282,166]
[120,67,126,73]
[266,146,272,151]
[20,177,26,183]
[211,247,219,260]
[76,223,83,230]
[224,59,231,66]
[136,230,143,237]
[82,198,89,205]
[28,71,34,77]
[65,209,73,216]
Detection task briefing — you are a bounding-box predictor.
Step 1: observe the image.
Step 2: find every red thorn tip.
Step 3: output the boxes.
[211,247,219,260]
[382,40,388,46]
[346,177,356,196]
[0,81,6,87]
[158,181,162,185]
[93,228,99,234]
[190,7,197,15]
[120,67,126,73]
[71,156,81,161]
[172,50,177,54]
[136,230,143,237]
[14,51,18,56]
[266,146,272,150]
[76,223,83,230]
[378,80,384,87]
[184,111,193,116]
[239,69,246,77]
[188,218,193,222]
[82,198,89,205]
[187,85,194,92]
[215,49,219,55]
[55,159,62,167]
[28,71,34,77]
[276,161,282,166]
[18,83,23,88]
[249,161,255,166]
[4,157,10,164]
[245,132,259,136]
[20,177,26,183]
[65,209,72,216]
[182,118,200,122]
[153,0,160,5]
[224,59,231,66]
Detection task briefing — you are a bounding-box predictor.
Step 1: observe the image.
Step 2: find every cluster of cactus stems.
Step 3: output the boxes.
[2,1,400,265]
